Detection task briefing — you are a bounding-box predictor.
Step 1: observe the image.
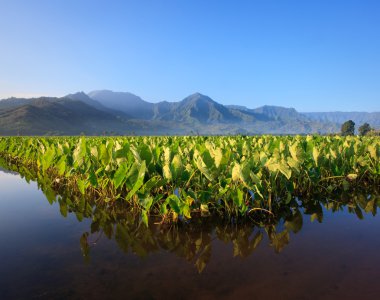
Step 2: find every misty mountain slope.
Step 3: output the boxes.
[252,105,309,122]
[65,92,108,111]
[66,92,132,118]
[0,98,126,135]
[227,106,273,122]
[0,96,61,110]
[88,90,154,119]
[303,112,380,128]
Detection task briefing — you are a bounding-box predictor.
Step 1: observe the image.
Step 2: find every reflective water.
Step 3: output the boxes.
[1,166,380,299]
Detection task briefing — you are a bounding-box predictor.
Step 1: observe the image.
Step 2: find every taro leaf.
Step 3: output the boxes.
[330,149,337,159]
[141,210,149,227]
[45,187,56,205]
[73,138,87,167]
[167,194,181,214]
[195,155,213,181]
[59,199,68,217]
[233,188,244,208]
[249,231,263,251]
[289,143,300,161]
[139,196,153,211]
[163,164,172,181]
[202,150,214,170]
[115,143,130,159]
[163,146,171,163]
[364,199,375,215]
[313,147,320,166]
[160,203,168,215]
[232,163,242,182]
[200,204,210,216]
[90,146,98,159]
[141,176,165,193]
[138,144,152,165]
[43,146,56,171]
[125,161,146,201]
[77,179,86,195]
[88,170,98,187]
[130,145,142,163]
[211,147,223,168]
[368,145,377,160]
[182,204,191,219]
[113,162,129,189]
[80,232,90,261]
[285,209,303,233]
[356,194,367,209]
[125,162,140,188]
[195,244,211,274]
[56,156,66,176]
[170,154,183,181]
[99,143,110,165]
[355,206,364,220]
[249,172,261,184]
[270,230,290,253]
[278,161,292,180]
[287,157,299,172]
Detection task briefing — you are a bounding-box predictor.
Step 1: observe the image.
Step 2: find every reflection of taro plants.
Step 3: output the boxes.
[1,155,379,273]
[0,135,379,226]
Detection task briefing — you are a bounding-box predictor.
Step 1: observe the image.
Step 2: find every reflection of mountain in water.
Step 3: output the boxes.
[1,158,379,273]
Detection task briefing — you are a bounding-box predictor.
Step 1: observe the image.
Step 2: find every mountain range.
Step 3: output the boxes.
[0,90,378,135]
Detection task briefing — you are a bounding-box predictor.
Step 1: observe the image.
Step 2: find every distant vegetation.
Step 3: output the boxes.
[0,135,378,225]
[341,120,355,136]
[340,120,379,136]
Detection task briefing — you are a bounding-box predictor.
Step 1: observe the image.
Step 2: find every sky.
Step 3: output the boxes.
[0,0,379,112]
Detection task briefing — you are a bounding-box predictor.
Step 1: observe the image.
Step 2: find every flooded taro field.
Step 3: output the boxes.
[1,165,380,299]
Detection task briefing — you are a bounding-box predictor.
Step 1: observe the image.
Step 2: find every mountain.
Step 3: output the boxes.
[1,90,376,136]
[252,105,309,122]
[0,96,56,110]
[87,90,154,119]
[65,91,108,111]
[0,97,128,135]
[154,93,240,123]
[302,112,380,128]
[227,104,310,123]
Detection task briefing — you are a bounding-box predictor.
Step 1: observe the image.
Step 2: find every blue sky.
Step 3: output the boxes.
[0,0,379,112]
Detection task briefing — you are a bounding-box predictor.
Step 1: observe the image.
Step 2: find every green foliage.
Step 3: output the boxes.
[0,135,379,225]
[341,120,355,136]
[358,123,371,136]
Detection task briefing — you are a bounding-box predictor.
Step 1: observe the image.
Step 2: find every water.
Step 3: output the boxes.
[1,167,380,299]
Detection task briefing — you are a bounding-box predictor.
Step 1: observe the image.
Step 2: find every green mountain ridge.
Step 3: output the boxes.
[0,90,376,135]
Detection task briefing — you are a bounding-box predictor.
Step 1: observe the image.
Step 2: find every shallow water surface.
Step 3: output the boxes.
[1,168,380,299]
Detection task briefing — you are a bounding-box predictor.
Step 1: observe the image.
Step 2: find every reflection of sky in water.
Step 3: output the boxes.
[1,169,380,299]
[0,170,91,263]
[0,170,64,222]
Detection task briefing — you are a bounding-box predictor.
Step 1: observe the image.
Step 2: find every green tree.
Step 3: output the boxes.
[358,123,371,136]
[341,120,355,136]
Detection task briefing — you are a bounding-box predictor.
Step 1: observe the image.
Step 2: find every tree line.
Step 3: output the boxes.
[341,120,379,136]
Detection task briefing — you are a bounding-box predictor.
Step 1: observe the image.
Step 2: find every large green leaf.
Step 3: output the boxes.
[125,161,146,201]
[113,162,129,189]
[73,138,87,167]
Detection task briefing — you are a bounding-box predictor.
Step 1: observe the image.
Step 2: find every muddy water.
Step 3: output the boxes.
[1,168,380,299]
